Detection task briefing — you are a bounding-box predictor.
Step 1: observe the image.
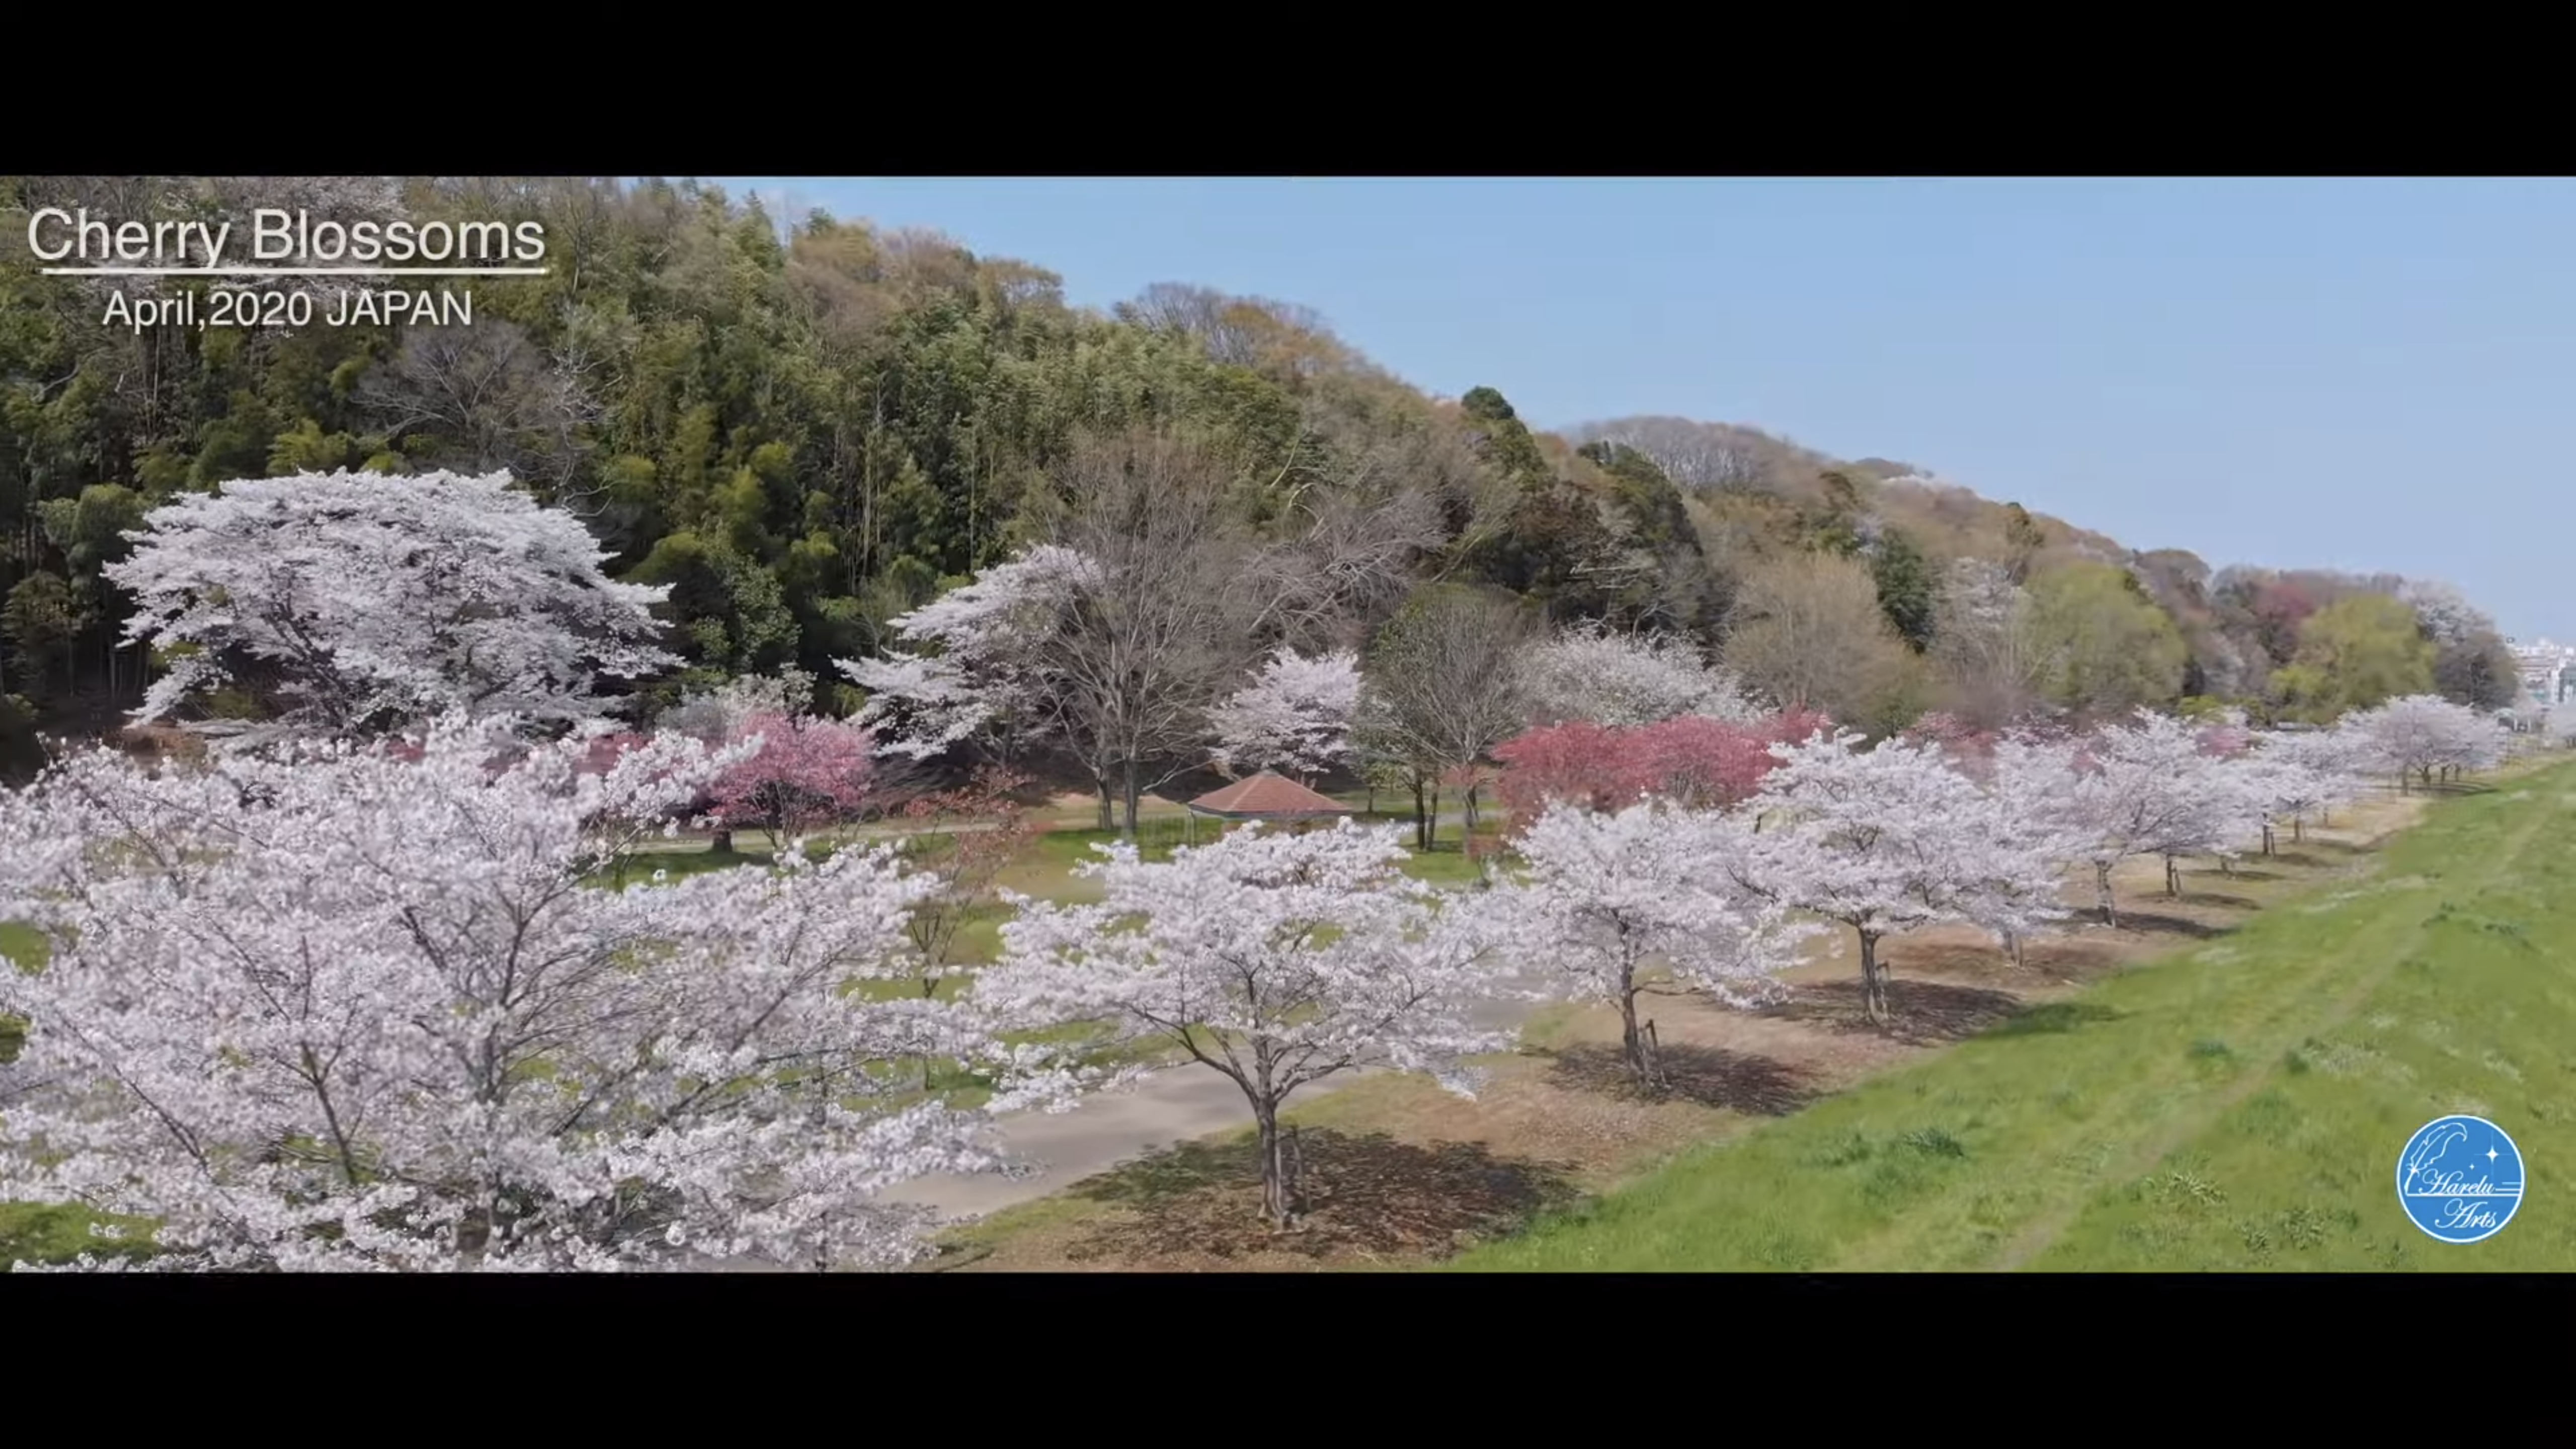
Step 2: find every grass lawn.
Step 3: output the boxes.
[1438,765,2576,1271]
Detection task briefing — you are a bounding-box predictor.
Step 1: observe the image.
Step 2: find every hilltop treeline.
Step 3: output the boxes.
[0,176,2522,780]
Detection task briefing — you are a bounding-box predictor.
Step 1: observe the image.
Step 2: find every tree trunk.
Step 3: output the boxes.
[2162,853,2181,897]
[2293,815,2304,842]
[1424,785,1441,851]
[1120,758,1142,841]
[711,828,734,853]
[2002,927,2024,968]
[1254,1100,1298,1229]
[2095,860,2119,928]
[1615,964,1661,1089]
[2261,822,2274,856]
[1095,779,1114,833]
[1858,930,1891,1027]
[1410,780,1429,850]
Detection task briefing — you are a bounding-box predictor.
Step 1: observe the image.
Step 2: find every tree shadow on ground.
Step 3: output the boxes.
[2274,838,2371,862]
[2170,889,2260,911]
[2012,938,2133,982]
[1760,979,2034,1046]
[1540,1041,1815,1114]
[1056,1129,1580,1264]
[1981,1000,2127,1038]
[2096,910,2226,939]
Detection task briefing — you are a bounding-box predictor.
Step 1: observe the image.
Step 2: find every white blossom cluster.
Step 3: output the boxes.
[1515,623,1759,728]
[0,717,1084,1272]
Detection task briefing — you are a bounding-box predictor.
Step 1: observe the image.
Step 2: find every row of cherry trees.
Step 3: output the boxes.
[955,690,2513,1227]
[1486,693,2510,1076]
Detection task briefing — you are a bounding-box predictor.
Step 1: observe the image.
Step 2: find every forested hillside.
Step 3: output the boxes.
[0,176,2523,785]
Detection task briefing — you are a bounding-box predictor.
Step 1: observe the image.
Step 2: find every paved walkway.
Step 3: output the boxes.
[682,958,1549,1271]
[878,1064,1385,1218]
[881,957,1543,1220]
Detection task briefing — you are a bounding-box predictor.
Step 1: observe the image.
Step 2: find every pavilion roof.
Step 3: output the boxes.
[1183,771,1348,820]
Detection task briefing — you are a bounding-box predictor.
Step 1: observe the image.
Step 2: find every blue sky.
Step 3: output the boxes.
[708,178,2567,641]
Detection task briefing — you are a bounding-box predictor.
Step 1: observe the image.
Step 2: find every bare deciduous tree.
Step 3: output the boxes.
[1116,283,1335,371]
[1931,557,2045,727]
[355,321,602,509]
[1034,426,1260,834]
[1567,416,1780,493]
[1243,477,1447,654]
[1352,585,1536,849]
[1721,551,1912,722]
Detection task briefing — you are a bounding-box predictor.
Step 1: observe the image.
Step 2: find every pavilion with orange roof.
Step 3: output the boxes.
[1181,770,1350,842]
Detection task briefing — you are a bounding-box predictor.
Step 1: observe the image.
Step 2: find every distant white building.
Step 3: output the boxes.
[2507,637,2575,705]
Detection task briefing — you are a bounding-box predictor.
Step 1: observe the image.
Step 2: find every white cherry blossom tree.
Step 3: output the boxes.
[1486,799,1813,1087]
[975,820,1511,1228]
[657,668,817,743]
[1977,737,2093,965]
[2343,694,2508,792]
[2053,710,2264,923]
[0,715,1084,1273]
[1208,647,1363,783]
[1516,622,1758,727]
[837,545,1098,764]
[2236,729,2364,851]
[1742,730,2044,1026]
[2397,579,2488,650]
[106,470,676,750]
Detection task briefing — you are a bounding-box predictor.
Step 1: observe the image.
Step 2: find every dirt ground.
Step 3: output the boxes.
[927,793,2432,1273]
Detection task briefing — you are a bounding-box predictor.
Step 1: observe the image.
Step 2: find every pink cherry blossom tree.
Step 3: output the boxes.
[974,820,1511,1229]
[0,714,1087,1272]
[1491,709,1827,826]
[1633,709,1830,809]
[1492,720,1640,818]
[1487,799,1814,1087]
[706,711,877,853]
